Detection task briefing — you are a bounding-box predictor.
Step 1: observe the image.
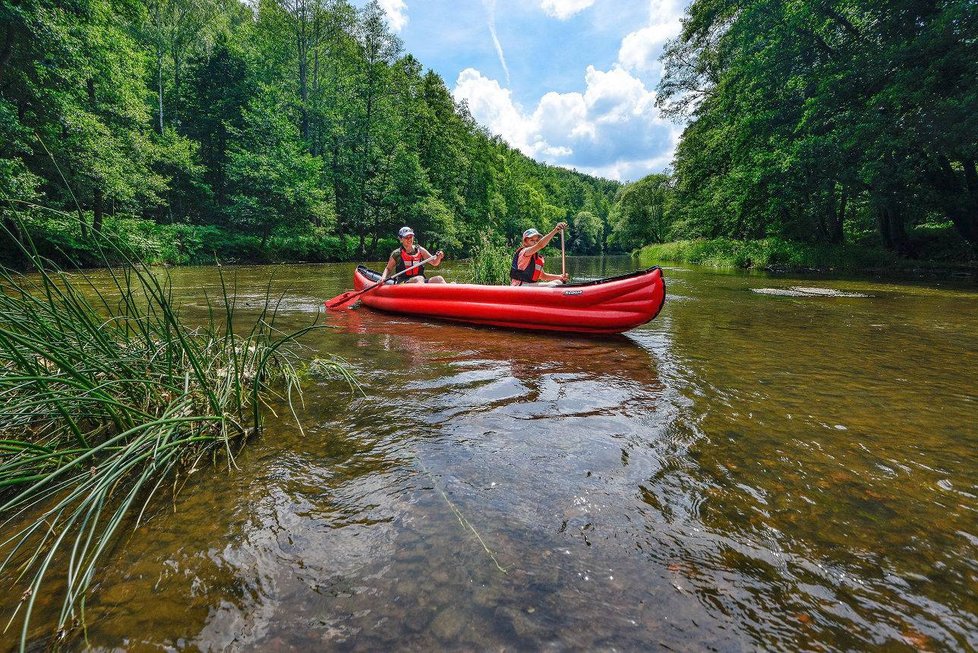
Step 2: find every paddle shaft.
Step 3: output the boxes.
[325,253,438,309]
[381,253,438,284]
[560,229,566,277]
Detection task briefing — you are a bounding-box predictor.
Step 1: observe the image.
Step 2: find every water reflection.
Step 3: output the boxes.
[78,294,715,651]
[641,266,978,651]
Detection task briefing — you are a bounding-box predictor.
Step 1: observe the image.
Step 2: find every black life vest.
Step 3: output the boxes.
[510,247,544,284]
[393,246,424,281]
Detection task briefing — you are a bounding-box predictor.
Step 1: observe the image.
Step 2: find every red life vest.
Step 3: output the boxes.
[394,246,425,281]
[510,247,544,284]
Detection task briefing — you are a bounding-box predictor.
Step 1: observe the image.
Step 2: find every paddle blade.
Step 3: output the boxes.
[323,290,361,310]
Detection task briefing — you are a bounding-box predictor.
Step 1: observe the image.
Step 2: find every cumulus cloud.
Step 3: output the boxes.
[379,0,408,32]
[540,0,596,20]
[449,0,688,180]
[616,0,684,72]
[453,65,679,180]
[617,20,681,72]
[454,69,534,151]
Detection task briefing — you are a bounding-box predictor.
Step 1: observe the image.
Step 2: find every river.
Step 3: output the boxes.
[4,257,977,651]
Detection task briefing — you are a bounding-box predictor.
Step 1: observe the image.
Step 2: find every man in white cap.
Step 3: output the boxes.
[509,222,568,286]
[379,226,446,284]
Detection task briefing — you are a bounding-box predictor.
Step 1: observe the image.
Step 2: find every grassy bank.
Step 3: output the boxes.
[636,233,977,273]
[0,227,347,648]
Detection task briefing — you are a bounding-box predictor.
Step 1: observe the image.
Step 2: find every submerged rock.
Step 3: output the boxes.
[752,286,870,298]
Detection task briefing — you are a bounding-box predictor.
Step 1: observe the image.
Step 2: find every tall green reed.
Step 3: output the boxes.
[468,234,513,285]
[0,220,340,649]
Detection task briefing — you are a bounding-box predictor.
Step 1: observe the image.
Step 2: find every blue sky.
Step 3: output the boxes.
[370,0,688,182]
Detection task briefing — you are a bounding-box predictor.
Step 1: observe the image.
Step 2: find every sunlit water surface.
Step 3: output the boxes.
[4,257,977,651]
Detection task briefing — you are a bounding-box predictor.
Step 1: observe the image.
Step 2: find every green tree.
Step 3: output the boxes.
[659,0,978,253]
[608,174,672,250]
[0,0,624,265]
[182,38,252,215]
[226,88,332,249]
[2,0,172,235]
[570,210,602,253]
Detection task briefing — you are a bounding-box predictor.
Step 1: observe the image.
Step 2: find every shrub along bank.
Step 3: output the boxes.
[637,229,977,274]
[1,212,398,269]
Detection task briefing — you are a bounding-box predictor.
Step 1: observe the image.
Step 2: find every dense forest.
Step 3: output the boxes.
[613,0,978,261]
[0,0,621,267]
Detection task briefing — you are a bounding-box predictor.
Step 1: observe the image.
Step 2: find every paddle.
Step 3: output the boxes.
[324,254,438,310]
[560,227,566,279]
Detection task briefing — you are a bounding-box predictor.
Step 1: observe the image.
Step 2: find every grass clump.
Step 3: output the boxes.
[0,225,333,649]
[467,235,513,285]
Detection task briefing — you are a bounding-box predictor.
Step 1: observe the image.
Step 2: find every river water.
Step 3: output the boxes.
[4,257,977,651]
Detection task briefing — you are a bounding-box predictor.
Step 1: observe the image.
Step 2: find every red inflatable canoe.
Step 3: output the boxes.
[350,265,666,334]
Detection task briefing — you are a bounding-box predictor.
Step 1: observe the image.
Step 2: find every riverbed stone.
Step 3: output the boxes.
[430,606,468,641]
[495,605,548,640]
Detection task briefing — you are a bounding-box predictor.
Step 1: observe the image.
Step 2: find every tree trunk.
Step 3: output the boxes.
[832,189,846,244]
[815,196,829,241]
[876,206,891,250]
[935,155,978,244]
[158,48,165,133]
[961,159,978,243]
[332,140,343,237]
[173,50,182,125]
[297,5,310,143]
[311,49,320,156]
[93,187,104,235]
[299,55,309,141]
[877,203,909,255]
[0,23,14,82]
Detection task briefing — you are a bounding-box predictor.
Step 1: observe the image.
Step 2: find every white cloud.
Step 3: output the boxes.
[616,1,684,72]
[533,91,592,140]
[617,20,681,72]
[379,0,408,32]
[453,64,678,181]
[447,0,689,181]
[454,69,535,152]
[582,65,657,124]
[540,0,596,20]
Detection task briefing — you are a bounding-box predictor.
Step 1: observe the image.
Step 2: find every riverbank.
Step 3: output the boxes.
[1,213,399,269]
[636,232,977,276]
